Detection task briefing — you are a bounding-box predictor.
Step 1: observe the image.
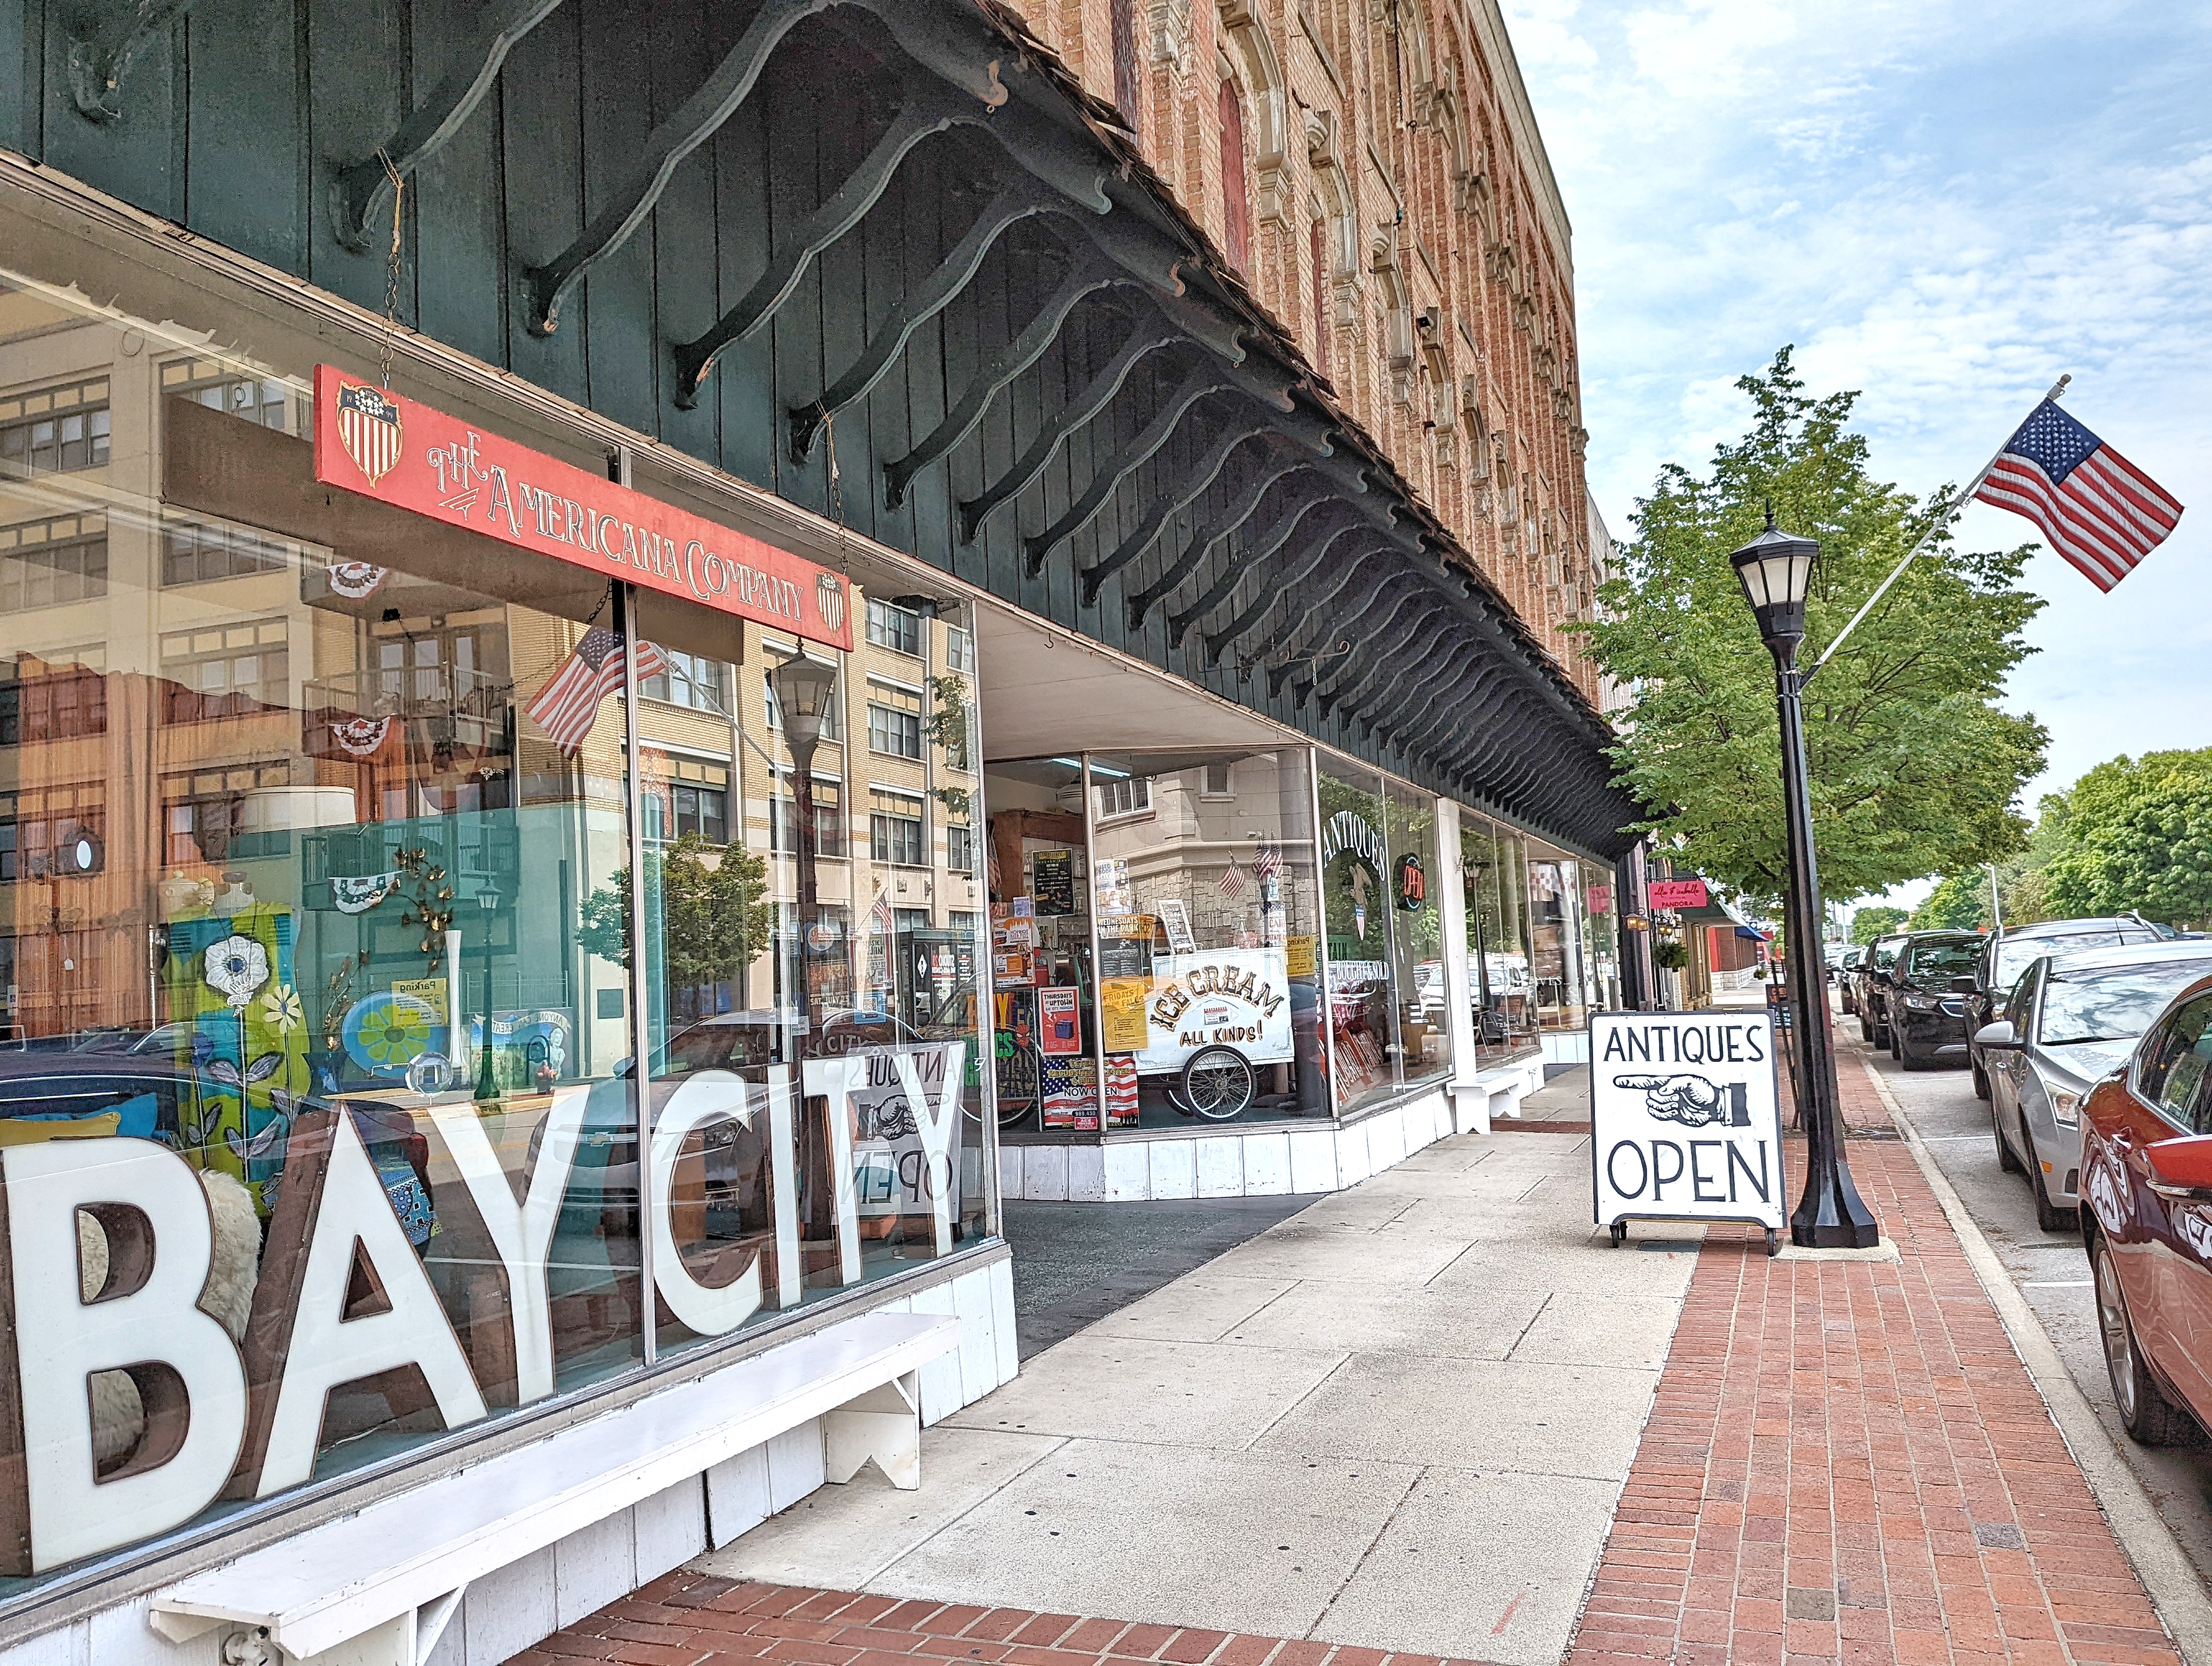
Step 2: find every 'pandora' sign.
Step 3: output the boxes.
[1590,1013,1782,1235]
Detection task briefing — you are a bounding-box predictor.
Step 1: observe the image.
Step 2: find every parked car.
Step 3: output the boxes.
[1838,945,1869,1017]
[1855,933,1912,1048]
[1966,915,2171,1100]
[2076,970,2212,1443]
[1886,930,1984,1069]
[1977,941,2212,1232]
[1823,941,1849,982]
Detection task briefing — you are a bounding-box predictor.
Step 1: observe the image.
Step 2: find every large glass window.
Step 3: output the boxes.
[1528,839,1590,1032]
[1384,781,1448,1089]
[1458,812,1539,1064]
[0,243,993,1597]
[1077,750,1324,1130]
[1319,765,1398,1112]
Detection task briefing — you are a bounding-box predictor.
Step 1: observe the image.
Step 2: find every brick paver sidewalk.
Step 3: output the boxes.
[517,1049,2182,1666]
[1567,1053,2180,1664]
[514,1575,1488,1666]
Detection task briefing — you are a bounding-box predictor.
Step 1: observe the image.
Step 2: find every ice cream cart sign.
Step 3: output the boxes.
[1134,948,1295,1073]
[1590,1011,1783,1233]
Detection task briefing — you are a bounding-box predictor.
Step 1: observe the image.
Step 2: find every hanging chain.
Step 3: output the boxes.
[376,150,406,390]
[820,408,851,572]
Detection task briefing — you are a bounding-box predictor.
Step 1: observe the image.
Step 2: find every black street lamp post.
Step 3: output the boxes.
[1729,514,1881,1249]
[772,651,840,1055]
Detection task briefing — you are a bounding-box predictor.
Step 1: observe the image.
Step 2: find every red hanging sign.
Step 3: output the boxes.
[1648,878,1709,911]
[313,366,854,652]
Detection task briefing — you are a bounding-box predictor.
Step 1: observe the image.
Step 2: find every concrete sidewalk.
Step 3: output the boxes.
[510,1045,2192,1666]
[689,1125,1692,1665]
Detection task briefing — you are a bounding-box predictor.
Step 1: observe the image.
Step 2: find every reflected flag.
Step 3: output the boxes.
[1252,841,1282,882]
[525,627,667,753]
[1973,400,2183,592]
[1217,864,1245,899]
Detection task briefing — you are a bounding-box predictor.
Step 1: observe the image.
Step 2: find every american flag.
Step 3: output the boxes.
[1217,864,1245,898]
[1973,400,2184,592]
[524,627,667,753]
[1251,841,1282,881]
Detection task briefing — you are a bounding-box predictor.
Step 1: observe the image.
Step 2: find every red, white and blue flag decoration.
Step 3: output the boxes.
[525,627,667,753]
[1972,400,2184,592]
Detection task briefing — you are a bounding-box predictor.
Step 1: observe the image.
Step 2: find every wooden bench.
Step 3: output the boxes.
[149,1311,961,1666]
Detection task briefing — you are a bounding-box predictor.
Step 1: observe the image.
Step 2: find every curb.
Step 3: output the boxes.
[1860,1056,2212,1662]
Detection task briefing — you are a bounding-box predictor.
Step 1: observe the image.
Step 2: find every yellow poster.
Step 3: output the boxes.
[1099,977,1152,1050]
[392,978,449,1022]
[1286,934,1317,978]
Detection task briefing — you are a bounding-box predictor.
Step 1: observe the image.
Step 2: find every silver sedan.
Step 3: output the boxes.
[1975,939,2212,1232]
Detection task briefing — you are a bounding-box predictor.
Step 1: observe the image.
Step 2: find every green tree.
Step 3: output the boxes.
[1574,350,2048,908]
[2042,751,2212,927]
[1850,906,1907,945]
[578,832,776,992]
[1908,872,1991,931]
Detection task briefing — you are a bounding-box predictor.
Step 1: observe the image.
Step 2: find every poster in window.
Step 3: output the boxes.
[1037,985,1083,1055]
[1031,849,1076,916]
[1092,856,1133,917]
[1286,934,1317,978]
[1099,977,1151,1050]
[1040,1056,1099,1129]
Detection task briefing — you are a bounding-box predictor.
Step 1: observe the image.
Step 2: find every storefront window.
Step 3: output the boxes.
[1528,839,1590,1032]
[0,240,993,1592]
[1459,812,1538,1065]
[1319,765,1397,1112]
[1383,781,1449,1087]
[981,759,1095,1133]
[1082,749,1323,1129]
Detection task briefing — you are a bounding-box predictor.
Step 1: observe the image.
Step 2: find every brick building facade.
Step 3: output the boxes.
[1002,0,1597,697]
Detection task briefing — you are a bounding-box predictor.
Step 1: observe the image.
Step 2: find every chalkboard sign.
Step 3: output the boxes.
[1031,849,1076,916]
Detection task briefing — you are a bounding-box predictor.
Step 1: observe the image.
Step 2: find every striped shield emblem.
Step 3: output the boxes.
[816,572,846,634]
[335,381,402,486]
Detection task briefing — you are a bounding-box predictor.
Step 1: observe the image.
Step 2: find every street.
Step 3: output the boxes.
[1841,1007,2212,1587]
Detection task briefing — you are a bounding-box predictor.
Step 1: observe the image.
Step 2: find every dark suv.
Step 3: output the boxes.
[1887,930,1984,1068]
[1966,915,2170,1100]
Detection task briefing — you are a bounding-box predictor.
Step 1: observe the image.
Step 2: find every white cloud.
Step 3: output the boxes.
[1510,0,2212,813]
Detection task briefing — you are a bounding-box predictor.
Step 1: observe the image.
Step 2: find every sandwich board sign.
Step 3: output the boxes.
[1590,1010,1784,1255]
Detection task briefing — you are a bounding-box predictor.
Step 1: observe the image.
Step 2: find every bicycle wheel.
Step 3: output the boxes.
[1180,1046,1256,1122]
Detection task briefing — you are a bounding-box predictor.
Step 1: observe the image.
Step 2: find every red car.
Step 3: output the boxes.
[2079,972,2212,1443]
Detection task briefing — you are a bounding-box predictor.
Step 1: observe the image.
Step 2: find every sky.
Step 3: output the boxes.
[1503,0,2212,869]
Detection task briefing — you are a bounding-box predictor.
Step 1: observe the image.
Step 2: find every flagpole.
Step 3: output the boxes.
[1799,374,2070,690]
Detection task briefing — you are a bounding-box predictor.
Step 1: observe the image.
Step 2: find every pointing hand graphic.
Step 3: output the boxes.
[1614,1073,1732,1127]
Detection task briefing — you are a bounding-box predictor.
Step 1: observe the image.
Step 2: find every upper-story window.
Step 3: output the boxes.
[865,599,922,657]
[160,618,288,725]
[0,651,107,747]
[1310,216,1330,376]
[944,625,975,673]
[1219,78,1249,272]
[0,378,110,474]
[1095,776,1152,819]
[641,650,728,714]
[160,362,298,434]
[867,681,924,759]
[0,513,106,610]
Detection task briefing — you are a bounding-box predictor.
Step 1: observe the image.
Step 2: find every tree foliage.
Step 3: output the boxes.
[1574,350,2048,907]
[1908,871,1991,931]
[1849,906,1907,945]
[2040,751,2212,927]
[578,832,776,992]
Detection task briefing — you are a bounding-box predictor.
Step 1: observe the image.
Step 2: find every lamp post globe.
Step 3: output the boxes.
[1727,512,1880,1249]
